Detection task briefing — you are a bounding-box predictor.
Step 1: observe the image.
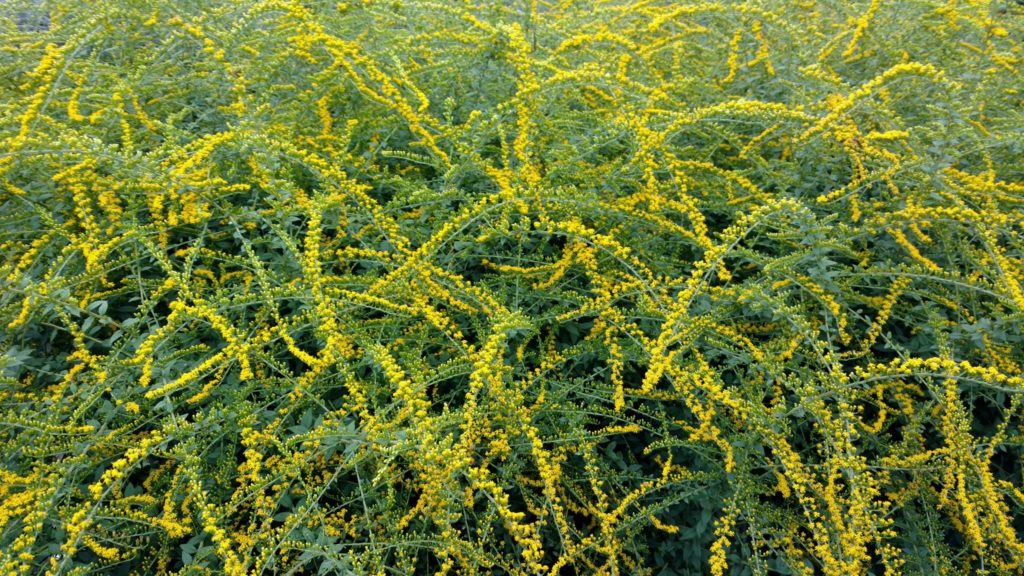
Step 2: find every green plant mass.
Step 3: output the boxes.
[1,0,1024,574]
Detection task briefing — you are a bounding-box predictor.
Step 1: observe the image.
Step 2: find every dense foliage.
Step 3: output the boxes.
[2,0,1024,574]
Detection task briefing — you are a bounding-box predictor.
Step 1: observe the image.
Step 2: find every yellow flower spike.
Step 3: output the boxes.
[801,62,954,141]
[747,20,775,76]
[66,73,88,123]
[887,227,944,274]
[709,500,738,576]
[502,23,542,188]
[842,0,881,59]
[371,344,430,422]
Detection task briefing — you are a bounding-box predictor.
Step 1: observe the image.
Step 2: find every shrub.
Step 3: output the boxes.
[1,1,1023,574]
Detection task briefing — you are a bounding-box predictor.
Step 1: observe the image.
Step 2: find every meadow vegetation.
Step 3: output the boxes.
[1,1,1024,574]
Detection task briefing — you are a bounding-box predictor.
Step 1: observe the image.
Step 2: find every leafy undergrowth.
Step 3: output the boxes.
[2,1,1024,574]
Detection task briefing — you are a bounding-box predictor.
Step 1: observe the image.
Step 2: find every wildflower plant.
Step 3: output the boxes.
[1,0,1023,574]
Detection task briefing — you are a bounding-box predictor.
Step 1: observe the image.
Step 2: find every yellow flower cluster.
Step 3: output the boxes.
[88,431,164,500]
